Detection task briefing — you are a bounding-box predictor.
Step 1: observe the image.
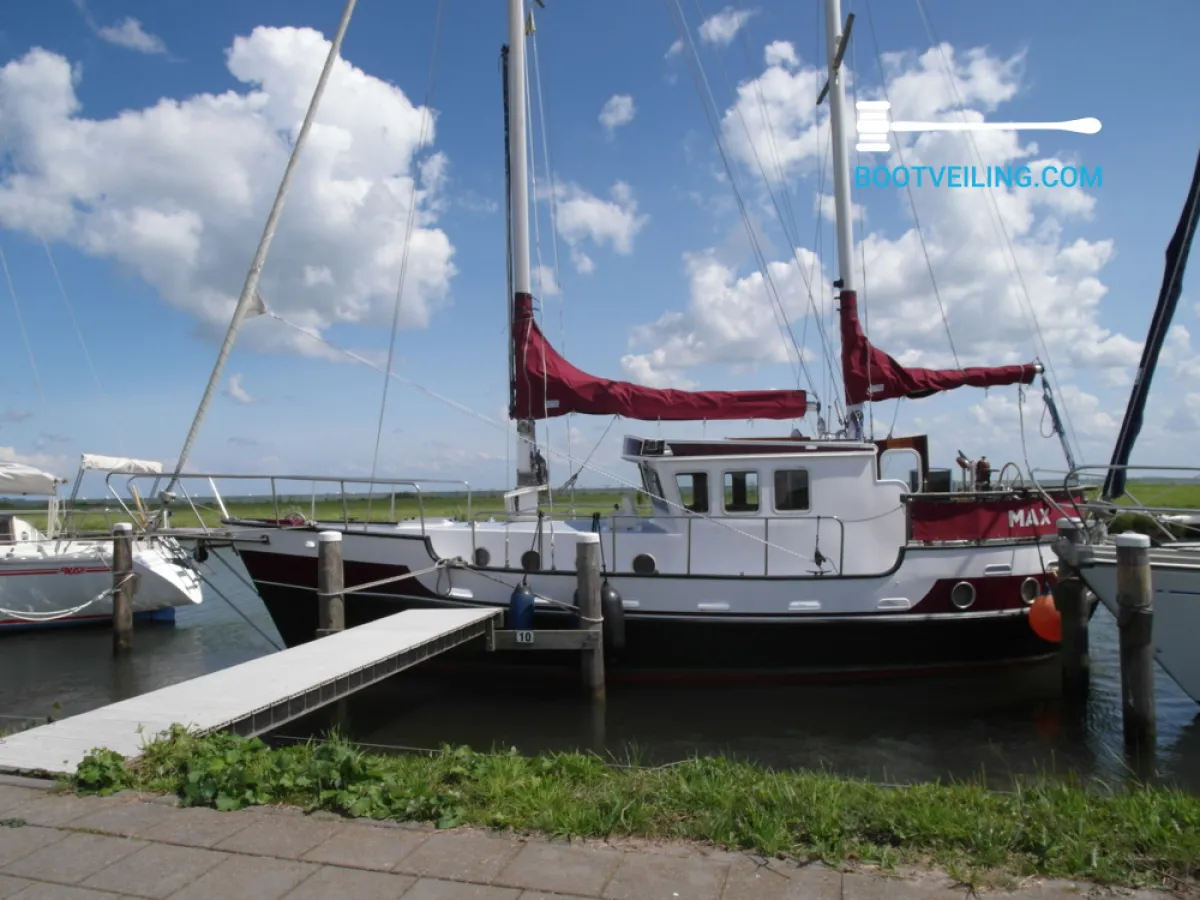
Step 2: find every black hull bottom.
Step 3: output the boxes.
[254,580,1062,685]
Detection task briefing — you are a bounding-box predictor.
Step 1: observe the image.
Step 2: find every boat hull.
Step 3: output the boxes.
[230,523,1064,683]
[1077,545,1200,703]
[0,536,204,633]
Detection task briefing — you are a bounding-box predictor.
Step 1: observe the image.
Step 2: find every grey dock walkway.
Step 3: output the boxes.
[0,608,500,777]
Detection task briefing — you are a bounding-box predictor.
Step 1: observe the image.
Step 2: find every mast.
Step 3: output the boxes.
[165,0,359,492]
[506,0,543,514]
[822,0,862,440]
[1101,147,1200,501]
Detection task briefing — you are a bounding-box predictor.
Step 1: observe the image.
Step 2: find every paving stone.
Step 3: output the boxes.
[0,874,32,899]
[0,824,66,868]
[0,786,41,816]
[400,878,521,900]
[3,831,147,884]
[164,854,318,900]
[841,870,966,899]
[4,884,124,899]
[66,799,178,839]
[493,840,622,896]
[603,850,730,900]
[283,864,414,899]
[517,893,596,900]
[140,805,257,849]
[214,813,340,859]
[300,822,428,871]
[80,842,229,898]
[5,793,109,827]
[721,858,841,900]
[395,831,524,883]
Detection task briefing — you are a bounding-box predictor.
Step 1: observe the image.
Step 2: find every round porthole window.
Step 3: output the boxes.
[632,553,657,575]
[1020,577,1039,605]
[950,581,976,610]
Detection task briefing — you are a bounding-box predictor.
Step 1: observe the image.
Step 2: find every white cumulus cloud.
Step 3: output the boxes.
[699,7,757,47]
[0,27,456,358]
[545,181,648,273]
[97,17,167,55]
[625,39,1142,419]
[599,94,636,136]
[224,373,255,404]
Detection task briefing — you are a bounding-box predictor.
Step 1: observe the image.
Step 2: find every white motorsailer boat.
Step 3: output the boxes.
[148,0,1089,682]
[1051,146,1200,704]
[0,454,203,633]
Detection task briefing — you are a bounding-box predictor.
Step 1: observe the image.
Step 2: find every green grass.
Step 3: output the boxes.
[11,479,1200,537]
[70,727,1199,889]
[9,489,645,535]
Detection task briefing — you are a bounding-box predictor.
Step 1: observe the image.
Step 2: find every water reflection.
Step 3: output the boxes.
[0,552,1196,793]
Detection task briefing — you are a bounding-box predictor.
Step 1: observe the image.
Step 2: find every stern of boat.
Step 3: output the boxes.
[131,537,204,610]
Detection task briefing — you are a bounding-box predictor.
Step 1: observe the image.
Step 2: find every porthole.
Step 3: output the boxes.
[951,581,976,610]
[474,547,491,567]
[632,553,657,575]
[1020,577,1039,605]
[520,550,540,572]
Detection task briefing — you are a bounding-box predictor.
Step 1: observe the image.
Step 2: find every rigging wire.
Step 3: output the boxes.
[528,25,576,508]
[861,0,961,371]
[41,239,125,455]
[707,0,845,424]
[910,0,1082,460]
[365,0,447,524]
[664,0,819,408]
[0,240,44,401]
[523,32,553,515]
[268,309,833,567]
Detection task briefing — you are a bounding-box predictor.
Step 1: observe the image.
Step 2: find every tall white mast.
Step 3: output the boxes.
[822,0,863,439]
[507,0,541,511]
[507,0,532,299]
[824,0,855,295]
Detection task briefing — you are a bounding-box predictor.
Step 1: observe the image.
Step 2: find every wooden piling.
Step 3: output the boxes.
[111,522,135,656]
[317,531,345,637]
[1115,532,1156,754]
[576,533,605,702]
[1052,516,1090,699]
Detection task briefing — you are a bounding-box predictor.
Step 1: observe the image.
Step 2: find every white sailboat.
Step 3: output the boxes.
[0,454,203,632]
[151,0,1087,681]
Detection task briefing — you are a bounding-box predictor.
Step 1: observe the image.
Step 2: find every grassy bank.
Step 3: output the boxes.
[24,489,641,534]
[71,728,1199,888]
[12,479,1200,535]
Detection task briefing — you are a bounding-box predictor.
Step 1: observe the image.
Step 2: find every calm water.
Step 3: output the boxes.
[2,551,1198,792]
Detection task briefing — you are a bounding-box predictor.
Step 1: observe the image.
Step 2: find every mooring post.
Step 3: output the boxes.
[576,533,605,702]
[111,522,135,656]
[1115,532,1156,755]
[317,530,345,637]
[1052,516,1090,699]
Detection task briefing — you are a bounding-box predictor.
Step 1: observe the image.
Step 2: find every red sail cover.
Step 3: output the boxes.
[839,290,1038,405]
[511,294,807,421]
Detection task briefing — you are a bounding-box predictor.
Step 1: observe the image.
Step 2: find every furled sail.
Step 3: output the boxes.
[510,294,808,421]
[1102,147,1200,501]
[838,290,1040,406]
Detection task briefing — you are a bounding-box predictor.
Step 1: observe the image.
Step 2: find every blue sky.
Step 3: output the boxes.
[0,0,1198,495]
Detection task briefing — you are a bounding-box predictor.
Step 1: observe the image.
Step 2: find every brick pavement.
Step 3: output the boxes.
[0,776,1177,899]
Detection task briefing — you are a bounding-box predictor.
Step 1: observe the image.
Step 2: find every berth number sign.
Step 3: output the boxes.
[515,630,535,645]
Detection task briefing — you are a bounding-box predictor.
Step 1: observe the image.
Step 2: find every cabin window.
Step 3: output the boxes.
[639,464,669,515]
[676,473,709,513]
[723,471,759,513]
[773,469,811,512]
